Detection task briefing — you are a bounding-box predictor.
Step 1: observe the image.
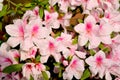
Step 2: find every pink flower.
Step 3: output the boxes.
[58,0,70,13]
[74,15,100,49]
[26,18,50,46]
[37,37,61,63]
[85,50,109,78]
[20,46,37,61]
[22,63,36,80]
[63,55,84,79]
[44,10,60,32]
[98,21,112,44]
[5,19,26,48]
[22,6,40,21]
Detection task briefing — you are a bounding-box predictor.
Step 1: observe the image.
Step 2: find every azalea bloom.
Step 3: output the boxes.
[63,55,84,80]
[5,19,32,50]
[26,18,50,47]
[37,37,61,63]
[74,15,100,49]
[58,0,70,13]
[44,10,60,32]
[22,6,40,21]
[98,20,112,44]
[20,46,37,61]
[103,10,120,32]
[22,63,36,80]
[34,63,50,80]
[85,50,109,78]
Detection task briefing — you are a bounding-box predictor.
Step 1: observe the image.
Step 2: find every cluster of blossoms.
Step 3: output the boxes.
[0,0,120,80]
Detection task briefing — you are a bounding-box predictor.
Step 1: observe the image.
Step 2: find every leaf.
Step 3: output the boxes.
[0,22,2,31]
[35,55,40,62]
[39,8,44,18]
[0,5,7,18]
[25,3,32,8]
[78,19,83,23]
[89,49,95,56]
[81,69,90,80]
[72,36,78,45]
[2,64,23,73]
[30,75,34,80]
[42,71,49,80]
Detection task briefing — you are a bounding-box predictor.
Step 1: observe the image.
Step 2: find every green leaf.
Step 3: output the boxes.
[25,3,32,8]
[42,71,49,80]
[0,5,7,18]
[78,19,83,23]
[35,55,40,62]
[2,64,23,73]
[30,75,34,80]
[72,36,78,45]
[89,49,95,56]
[81,69,90,80]
[0,22,2,31]
[39,8,44,18]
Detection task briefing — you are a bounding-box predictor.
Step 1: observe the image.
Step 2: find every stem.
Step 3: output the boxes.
[6,0,17,7]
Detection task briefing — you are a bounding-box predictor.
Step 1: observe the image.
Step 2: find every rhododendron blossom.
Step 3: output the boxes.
[86,51,110,78]
[74,15,100,49]
[63,55,84,80]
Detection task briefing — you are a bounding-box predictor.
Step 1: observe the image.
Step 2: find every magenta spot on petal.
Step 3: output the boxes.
[32,25,39,36]
[4,58,12,64]
[26,65,32,70]
[30,49,36,56]
[86,22,92,33]
[34,9,38,16]
[56,37,64,41]
[46,15,51,20]
[49,41,55,51]
[19,26,24,37]
[70,60,77,68]
[96,56,103,66]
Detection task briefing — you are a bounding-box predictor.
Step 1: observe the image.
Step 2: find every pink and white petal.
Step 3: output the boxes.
[74,24,85,33]
[73,70,83,79]
[86,0,98,10]
[40,55,49,63]
[89,36,100,49]
[89,66,98,77]
[99,23,112,35]
[95,51,106,59]
[99,66,105,78]
[52,20,60,29]
[7,37,20,48]
[85,15,96,24]
[49,0,59,6]
[101,36,112,44]
[21,38,34,51]
[20,51,28,61]
[53,53,61,62]
[105,71,112,80]
[5,25,19,37]
[75,51,86,59]
[78,35,88,46]
[85,56,95,66]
